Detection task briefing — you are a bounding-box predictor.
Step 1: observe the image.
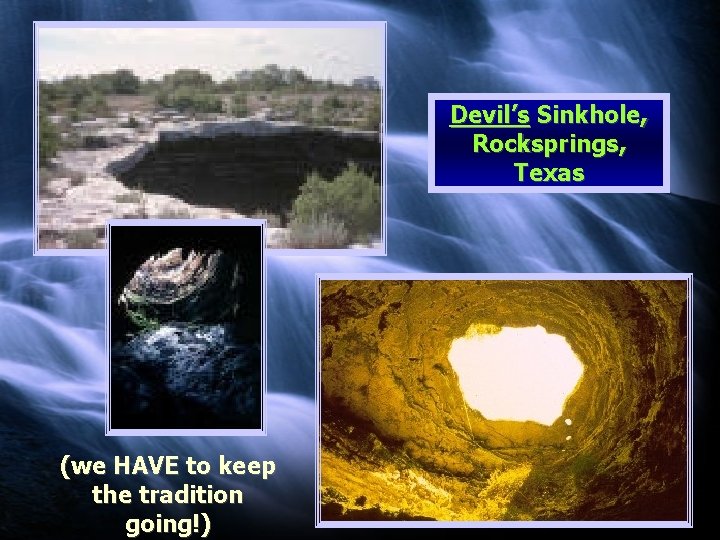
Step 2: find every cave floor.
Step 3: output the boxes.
[111,323,261,429]
[320,413,584,521]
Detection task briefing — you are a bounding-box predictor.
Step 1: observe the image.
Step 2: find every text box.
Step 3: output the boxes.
[428,93,669,193]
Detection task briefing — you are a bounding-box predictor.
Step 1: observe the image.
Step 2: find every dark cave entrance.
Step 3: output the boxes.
[115,130,381,219]
[109,224,262,430]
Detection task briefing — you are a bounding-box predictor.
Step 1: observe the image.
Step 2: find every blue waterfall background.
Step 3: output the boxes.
[1,0,717,536]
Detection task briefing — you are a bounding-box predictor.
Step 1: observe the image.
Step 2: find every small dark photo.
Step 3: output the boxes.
[108,221,263,432]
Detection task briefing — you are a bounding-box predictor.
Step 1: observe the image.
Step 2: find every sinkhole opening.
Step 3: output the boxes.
[121,247,221,304]
[116,132,381,216]
[448,324,584,426]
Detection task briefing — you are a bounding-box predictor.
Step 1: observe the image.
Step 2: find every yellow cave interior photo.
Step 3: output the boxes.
[319,279,688,522]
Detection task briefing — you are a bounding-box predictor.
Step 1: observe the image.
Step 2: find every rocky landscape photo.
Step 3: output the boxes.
[36,26,383,250]
[109,223,263,431]
[319,279,689,521]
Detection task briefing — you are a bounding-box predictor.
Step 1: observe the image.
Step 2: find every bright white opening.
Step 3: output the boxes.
[448,325,583,426]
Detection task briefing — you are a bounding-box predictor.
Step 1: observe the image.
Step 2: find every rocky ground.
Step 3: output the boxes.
[37,119,379,250]
[37,120,309,250]
[111,323,261,429]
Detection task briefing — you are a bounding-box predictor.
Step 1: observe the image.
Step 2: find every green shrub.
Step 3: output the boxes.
[115,191,144,204]
[285,213,349,248]
[159,86,223,113]
[68,108,81,123]
[68,172,85,187]
[127,308,160,332]
[65,229,99,249]
[250,210,283,228]
[232,92,249,117]
[162,69,214,90]
[290,163,380,243]
[38,167,55,194]
[110,69,140,94]
[296,98,314,123]
[78,91,110,117]
[39,114,60,164]
[364,100,381,131]
[322,94,344,110]
[158,207,192,219]
[124,116,140,128]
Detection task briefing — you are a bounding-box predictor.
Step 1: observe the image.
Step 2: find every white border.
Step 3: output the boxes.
[428,93,671,194]
[105,218,267,437]
[33,21,387,257]
[315,272,692,527]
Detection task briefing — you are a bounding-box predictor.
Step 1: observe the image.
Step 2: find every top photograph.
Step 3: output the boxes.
[34,22,385,254]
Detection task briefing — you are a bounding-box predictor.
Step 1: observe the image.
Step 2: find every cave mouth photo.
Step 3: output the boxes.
[448,325,584,426]
[108,221,264,434]
[319,277,690,522]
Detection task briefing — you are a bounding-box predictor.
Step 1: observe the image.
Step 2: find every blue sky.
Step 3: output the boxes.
[38,26,383,83]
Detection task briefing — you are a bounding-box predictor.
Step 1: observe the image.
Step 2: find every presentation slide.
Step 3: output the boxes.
[1,1,716,536]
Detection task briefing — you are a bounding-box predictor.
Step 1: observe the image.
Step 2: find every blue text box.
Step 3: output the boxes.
[428,93,669,193]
